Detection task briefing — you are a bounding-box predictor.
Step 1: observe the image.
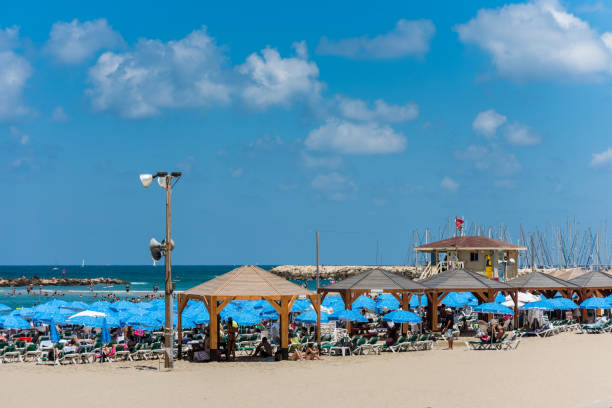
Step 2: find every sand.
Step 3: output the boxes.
[1,333,611,408]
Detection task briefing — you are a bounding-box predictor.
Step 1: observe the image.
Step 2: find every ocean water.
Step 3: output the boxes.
[0,265,321,309]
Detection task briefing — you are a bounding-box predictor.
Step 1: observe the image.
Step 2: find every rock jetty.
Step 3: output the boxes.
[269,265,420,280]
[0,277,128,287]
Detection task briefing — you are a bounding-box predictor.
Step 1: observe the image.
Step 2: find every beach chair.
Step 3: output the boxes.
[22,343,41,362]
[56,350,80,365]
[381,336,407,353]
[354,336,379,355]
[113,344,132,361]
[352,338,368,355]
[79,346,96,364]
[2,345,22,363]
[130,343,147,360]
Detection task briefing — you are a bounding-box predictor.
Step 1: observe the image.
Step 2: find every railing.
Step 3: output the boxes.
[418,261,464,280]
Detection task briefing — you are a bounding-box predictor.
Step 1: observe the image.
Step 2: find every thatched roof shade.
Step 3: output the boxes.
[182,265,315,299]
[420,268,511,290]
[321,269,426,292]
[415,236,526,252]
[506,271,578,289]
[568,271,612,289]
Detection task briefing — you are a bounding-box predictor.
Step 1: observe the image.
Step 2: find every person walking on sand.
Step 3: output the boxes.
[226,317,237,361]
[443,308,454,350]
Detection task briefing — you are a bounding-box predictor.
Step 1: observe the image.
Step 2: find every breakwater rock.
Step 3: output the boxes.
[269,265,420,280]
[0,277,128,287]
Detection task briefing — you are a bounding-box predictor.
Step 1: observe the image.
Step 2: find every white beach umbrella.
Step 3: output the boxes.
[68,310,107,319]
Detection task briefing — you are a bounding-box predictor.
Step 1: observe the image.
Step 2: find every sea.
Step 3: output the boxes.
[0,265,326,310]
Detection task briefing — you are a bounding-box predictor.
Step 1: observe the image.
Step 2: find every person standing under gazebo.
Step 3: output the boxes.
[227,317,237,361]
[442,308,454,350]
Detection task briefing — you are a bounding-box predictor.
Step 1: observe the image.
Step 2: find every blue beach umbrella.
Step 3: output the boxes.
[66,301,89,311]
[580,297,610,310]
[125,314,161,330]
[110,301,138,311]
[382,310,422,324]
[49,321,60,343]
[474,302,514,315]
[409,294,428,308]
[494,292,506,303]
[45,299,69,308]
[376,294,400,312]
[291,299,312,313]
[295,310,329,324]
[225,311,261,326]
[69,314,120,327]
[0,304,10,312]
[1,315,31,329]
[14,307,35,317]
[442,292,469,308]
[322,296,344,309]
[351,296,376,311]
[549,298,579,310]
[33,311,70,325]
[520,300,555,311]
[100,318,112,343]
[331,309,368,323]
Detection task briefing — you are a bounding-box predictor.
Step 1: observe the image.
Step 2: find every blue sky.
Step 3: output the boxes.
[1,0,611,265]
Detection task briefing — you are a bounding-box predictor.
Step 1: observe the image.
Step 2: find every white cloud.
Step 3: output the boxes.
[503,123,541,145]
[0,27,31,121]
[472,109,507,137]
[454,145,522,176]
[304,119,406,154]
[87,27,230,118]
[46,19,123,64]
[440,176,459,193]
[238,42,322,108]
[9,126,29,145]
[229,168,243,178]
[456,0,612,79]
[337,96,418,123]
[311,172,356,200]
[317,19,435,59]
[590,147,612,167]
[301,152,342,169]
[51,106,69,122]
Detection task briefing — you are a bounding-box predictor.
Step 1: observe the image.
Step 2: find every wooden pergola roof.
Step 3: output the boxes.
[177,265,320,361]
[181,265,315,300]
[415,236,526,252]
[568,271,612,289]
[506,271,578,290]
[419,268,512,290]
[320,269,426,292]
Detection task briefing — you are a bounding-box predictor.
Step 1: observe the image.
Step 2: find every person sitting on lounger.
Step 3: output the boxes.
[253,337,274,358]
[290,349,305,361]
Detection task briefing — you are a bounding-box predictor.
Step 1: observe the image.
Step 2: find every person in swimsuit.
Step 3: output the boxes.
[226,317,237,361]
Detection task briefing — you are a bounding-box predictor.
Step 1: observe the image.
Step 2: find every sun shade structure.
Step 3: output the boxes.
[419,268,516,330]
[177,265,321,361]
[566,271,612,318]
[505,271,579,311]
[319,269,427,334]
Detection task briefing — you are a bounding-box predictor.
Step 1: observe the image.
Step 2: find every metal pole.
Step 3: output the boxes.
[316,231,320,291]
[164,176,173,369]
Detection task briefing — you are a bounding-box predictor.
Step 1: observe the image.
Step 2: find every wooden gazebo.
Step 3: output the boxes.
[505,271,578,316]
[177,265,320,361]
[419,268,515,330]
[319,269,427,334]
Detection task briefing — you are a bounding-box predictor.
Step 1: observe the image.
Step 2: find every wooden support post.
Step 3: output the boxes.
[280,296,289,360]
[401,292,411,334]
[429,291,439,332]
[209,296,218,361]
[310,295,322,348]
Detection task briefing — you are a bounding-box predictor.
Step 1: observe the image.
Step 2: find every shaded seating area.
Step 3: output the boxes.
[419,268,515,331]
[318,269,427,334]
[506,271,579,316]
[177,265,321,361]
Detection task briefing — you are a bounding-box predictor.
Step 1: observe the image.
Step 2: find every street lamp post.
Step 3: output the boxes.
[140,171,182,369]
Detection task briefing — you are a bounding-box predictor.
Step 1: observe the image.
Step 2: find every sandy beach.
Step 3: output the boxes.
[1,333,610,408]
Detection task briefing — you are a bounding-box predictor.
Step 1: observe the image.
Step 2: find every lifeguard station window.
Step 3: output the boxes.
[470,252,478,262]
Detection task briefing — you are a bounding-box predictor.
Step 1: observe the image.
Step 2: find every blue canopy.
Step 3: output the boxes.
[110,300,138,311]
[494,292,506,303]
[376,294,400,312]
[382,310,422,324]
[0,304,10,312]
[330,309,368,322]
[33,311,70,324]
[409,294,428,308]
[549,298,579,310]
[1,315,31,329]
[69,315,120,327]
[295,310,329,324]
[580,297,610,310]
[520,300,555,311]
[45,299,69,308]
[224,311,260,326]
[124,314,161,329]
[13,307,35,317]
[66,301,89,310]
[442,292,470,308]
[474,302,514,315]
[351,296,376,311]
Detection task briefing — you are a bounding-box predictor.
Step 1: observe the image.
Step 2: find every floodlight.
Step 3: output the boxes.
[157,177,168,189]
[140,174,154,188]
[150,238,164,261]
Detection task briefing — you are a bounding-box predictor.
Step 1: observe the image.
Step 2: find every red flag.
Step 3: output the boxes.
[455,217,464,229]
